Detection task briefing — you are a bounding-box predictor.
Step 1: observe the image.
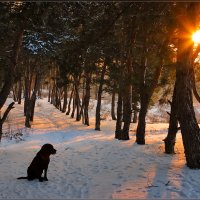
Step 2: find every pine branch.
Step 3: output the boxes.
[97,3,133,41]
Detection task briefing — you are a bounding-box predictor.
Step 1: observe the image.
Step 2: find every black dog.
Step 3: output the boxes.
[18,144,56,182]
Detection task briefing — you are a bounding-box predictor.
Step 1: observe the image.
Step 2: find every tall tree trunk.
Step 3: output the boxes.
[30,97,36,122]
[75,93,80,121]
[30,74,42,121]
[24,77,31,116]
[80,78,86,122]
[164,82,178,154]
[136,94,150,144]
[25,98,31,128]
[120,54,133,140]
[176,60,200,168]
[54,87,59,109]
[25,72,42,126]
[66,86,74,115]
[62,85,68,113]
[17,79,22,104]
[50,83,56,105]
[132,87,139,123]
[115,90,123,139]
[84,73,91,126]
[58,89,62,111]
[135,41,148,144]
[120,84,132,140]
[175,4,200,168]
[48,84,51,102]
[95,64,106,131]
[74,77,81,121]
[122,98,126,122]
[80,97,85,122]
[136,45,163,144]
[111,90,117,120]
[12,85,17,102]
[71,94,76,118]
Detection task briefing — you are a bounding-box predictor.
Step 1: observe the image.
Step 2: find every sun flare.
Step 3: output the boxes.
[192,30,200,44]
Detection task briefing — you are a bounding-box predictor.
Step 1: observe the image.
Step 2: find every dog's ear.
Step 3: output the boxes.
[40,144,50,154]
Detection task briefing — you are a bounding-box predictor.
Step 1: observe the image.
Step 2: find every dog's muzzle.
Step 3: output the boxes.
[52,149,57,154]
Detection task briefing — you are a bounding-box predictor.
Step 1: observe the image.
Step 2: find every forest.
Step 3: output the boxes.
[1,1,200,174]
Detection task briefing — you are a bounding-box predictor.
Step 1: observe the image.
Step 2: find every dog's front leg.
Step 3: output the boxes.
[43,167,48,181]
[39,177,44,182]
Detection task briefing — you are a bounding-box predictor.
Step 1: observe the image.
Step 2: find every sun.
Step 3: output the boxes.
[192,30,200,44]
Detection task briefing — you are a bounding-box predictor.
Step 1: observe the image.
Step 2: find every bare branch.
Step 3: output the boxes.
[168,100,172,105]
[166,111,171,116]
[1,102,15,124]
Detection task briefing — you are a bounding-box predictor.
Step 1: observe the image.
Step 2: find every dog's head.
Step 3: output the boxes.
[40,144,56,155]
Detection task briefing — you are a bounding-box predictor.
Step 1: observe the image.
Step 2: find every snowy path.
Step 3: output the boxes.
[0,99,200,199]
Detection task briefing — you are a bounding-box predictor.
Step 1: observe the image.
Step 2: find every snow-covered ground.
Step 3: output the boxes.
[0,98,200,199]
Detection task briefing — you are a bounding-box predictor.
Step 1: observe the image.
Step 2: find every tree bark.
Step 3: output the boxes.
[25,98,31,128]
[62,85,68,113]
[95,64,106,131]
[136,93,150,144]
[135,41,148,144]
[25,72,42,126]
[84,73,91,126]
[80,78,86,122]
[71,94,76,118]
[119,53,133,140]
[120,84,132,140]
[111,90,117,120]
[164,82,178,154]
[136,43,163,144]
[12,85,17,102]
[74,77,81,121]
[30,73,42,121]
[176,64,200,168]
[17,79,22,104]
[115,90,123,139]
[66,86,74,115]
[175,4,200,168]
[24,58,35,116]
[50,84,55,104]
[24,76,31,116]
[132,87,139,123]
[58,88,62,111]
[48,84,51,103]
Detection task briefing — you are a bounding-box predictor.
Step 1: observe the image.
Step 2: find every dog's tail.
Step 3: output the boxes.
[17,177,28,179]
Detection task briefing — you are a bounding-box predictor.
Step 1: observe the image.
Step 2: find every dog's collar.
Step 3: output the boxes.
[40,154,50,160]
